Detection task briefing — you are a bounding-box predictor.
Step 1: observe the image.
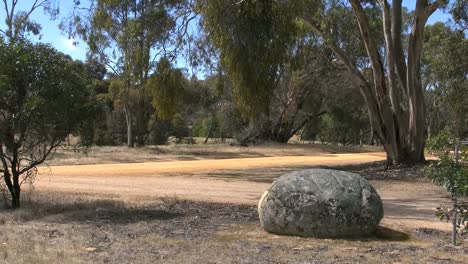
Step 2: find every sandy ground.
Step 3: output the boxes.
[35,152,450,231]
[36,152,386,203]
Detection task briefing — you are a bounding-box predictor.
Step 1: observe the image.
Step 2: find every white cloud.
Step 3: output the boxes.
[60,37,78,52]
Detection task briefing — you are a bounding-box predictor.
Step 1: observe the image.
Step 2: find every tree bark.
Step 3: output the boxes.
[123,72,134,148]
[305,0,447,164]
[11,183,20,209]
[1,163,20,208]
[204,113,215,144]
[124,106,134,148]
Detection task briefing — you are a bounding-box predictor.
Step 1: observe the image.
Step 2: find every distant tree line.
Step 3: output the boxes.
[61,0,468,155]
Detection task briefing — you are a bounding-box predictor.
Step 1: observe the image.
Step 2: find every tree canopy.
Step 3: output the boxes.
[199,0,303,116]
[423,22,468,138]
[0,41,99,208]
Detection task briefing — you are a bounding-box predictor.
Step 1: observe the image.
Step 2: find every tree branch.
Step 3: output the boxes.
[426,0,449,19]
[2,0,10,21]
[18,139,60,176]
[302,14,369,88]
[290,110,327,137]
[407,0,445,96]
[380,0,402,116]
[349,0,388,97]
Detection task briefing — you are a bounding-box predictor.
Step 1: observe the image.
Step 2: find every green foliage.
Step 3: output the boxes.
[0,41,98,207]
[451,0,468,31]
[0,42,98,146]
[435,202,468,237]
[147,58,186,120]
[426,132,468,197]
[317,97,367,145]
[426,131,468,239]
[423,23,468,138]
[1,0,59,44]
[200,0,303,116]
[147,120,171,145]
[170,113,189,142]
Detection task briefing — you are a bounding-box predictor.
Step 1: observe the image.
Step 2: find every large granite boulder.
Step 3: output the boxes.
[258,169,383,238]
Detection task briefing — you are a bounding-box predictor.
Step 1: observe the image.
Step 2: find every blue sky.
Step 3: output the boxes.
[0,0,453,64]
[0,1,88,60]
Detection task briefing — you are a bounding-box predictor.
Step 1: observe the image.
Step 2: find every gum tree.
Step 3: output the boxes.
[303,0,449,164]
[423,22,468,138]
[199,0,332,144]
[64,0,194,147]
[0,0,59,44]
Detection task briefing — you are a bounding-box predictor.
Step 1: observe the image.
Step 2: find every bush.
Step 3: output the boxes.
[170,114,189,142]
[147,121,171,145]
[426,131,468,245]
[0,41,99,208]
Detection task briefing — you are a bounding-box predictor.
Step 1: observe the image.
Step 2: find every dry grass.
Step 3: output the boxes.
[0,191,466,264]
[48,141,382,166]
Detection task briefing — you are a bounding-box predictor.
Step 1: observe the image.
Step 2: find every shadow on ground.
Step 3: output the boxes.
[382,197,442,221]
[0,195,182,225]
[372,226,411,241]
[201,161,427,184]
[203,165,312,183]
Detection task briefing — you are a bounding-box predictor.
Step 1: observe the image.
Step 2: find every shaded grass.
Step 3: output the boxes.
[373,226,411,241]
[0,193,181,225]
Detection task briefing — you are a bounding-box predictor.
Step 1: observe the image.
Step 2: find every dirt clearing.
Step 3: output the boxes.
[35,153,386,204]
[0,146,465,263]
[34,155,453,233]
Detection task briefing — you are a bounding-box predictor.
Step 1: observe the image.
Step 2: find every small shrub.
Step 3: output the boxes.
[426,131,468,245]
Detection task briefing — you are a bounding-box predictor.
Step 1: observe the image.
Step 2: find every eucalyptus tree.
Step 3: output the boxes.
[65,0,194,147]
[199,0,336,144]
[147,58,187,120]
[198,0,302,117]
[198,0,457,158]
[0,0,59,44]
[301,0,449,164]
[423,22,468,138]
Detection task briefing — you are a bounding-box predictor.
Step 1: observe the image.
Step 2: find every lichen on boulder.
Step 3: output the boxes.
[258,169,384,238]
